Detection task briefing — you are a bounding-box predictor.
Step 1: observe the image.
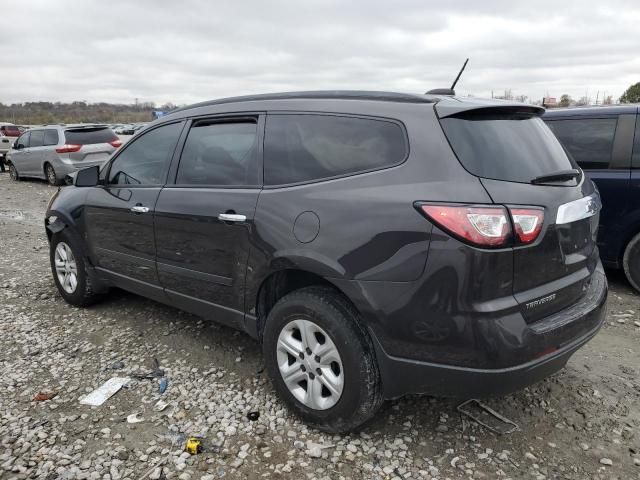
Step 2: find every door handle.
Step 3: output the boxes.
[218,213,246,222]
[130,205,150,214]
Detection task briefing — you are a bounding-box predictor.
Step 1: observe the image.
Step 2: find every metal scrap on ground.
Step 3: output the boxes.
[79,377,130,407]
[457,398,519,434]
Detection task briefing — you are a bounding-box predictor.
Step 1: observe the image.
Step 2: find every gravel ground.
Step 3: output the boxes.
[0,172,639,480]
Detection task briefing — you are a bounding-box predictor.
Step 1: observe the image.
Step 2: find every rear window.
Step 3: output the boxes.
[545,118,617,170]
[64,127,117,145]
[440,110,573,183]
[264,114,408,185]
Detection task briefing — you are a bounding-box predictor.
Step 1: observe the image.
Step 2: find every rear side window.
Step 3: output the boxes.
[176,121,258,186]
[440,110,573,183]
[44,129,58,146]
[264,114,407,185]
[64,127,117,145]
[30,130,45,147]
[546,118,618,170]
[108,122,182,185]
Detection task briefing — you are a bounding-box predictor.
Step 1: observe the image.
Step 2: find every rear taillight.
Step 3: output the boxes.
[109,139,122,148]
[511,208,544,244]
[417,203,544,248]
[418,204,510,247]
[55,144,82,153]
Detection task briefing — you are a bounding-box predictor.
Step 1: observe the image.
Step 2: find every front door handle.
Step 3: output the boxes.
[130,205,150,214]
[218,213,246,222]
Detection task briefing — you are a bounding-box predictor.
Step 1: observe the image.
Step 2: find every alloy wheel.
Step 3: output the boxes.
[276,319,344,410]
[54,242,78,294]
[46,164,56,185]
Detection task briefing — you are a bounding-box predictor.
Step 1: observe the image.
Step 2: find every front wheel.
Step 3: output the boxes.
[262,286,382,433]
[623,232,640,293]
[50,230,102,306]
[9,163,19,181]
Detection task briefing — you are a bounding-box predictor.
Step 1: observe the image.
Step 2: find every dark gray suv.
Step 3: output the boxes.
[45,91,607,432]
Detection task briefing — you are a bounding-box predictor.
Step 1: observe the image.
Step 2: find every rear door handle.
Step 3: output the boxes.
[130,205,150,214]
[218,213,246,222]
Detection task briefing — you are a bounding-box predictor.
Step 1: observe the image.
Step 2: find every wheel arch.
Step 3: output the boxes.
[253,268,359,342]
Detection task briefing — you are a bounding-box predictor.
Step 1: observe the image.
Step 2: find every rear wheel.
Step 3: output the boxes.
[9,163,19,181]
[262,286,382,433]
[50,230,102,306]
[45,163,60,186]
[623,232,640,293]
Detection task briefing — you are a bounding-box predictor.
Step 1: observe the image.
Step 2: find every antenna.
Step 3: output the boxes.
[451,58,469,90]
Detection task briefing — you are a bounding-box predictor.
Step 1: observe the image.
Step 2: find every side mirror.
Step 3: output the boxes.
[74,165,99,187]
[14,143,23,150]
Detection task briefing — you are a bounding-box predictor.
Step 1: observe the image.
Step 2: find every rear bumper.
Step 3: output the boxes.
[54,160,107,177]
[368,265,608,400]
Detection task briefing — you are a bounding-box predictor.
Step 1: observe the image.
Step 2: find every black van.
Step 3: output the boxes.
[45,91,607,432]
[544,105,640,291]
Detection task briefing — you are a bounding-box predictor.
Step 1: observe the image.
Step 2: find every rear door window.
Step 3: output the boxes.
[176,120,259,186]
[64,127,117,145]
[439,109,573,183]
[264,114,408,185]
[545,118,618,170]
[29,130,45,148]
[44,129,59,146]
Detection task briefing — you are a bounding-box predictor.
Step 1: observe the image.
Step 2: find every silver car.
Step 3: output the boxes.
[7,125,122,185]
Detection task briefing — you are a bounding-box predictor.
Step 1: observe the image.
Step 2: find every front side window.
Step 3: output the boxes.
[108,122,182,185]
[16,131,30,149]
[264,114,407,185]
[546,118,618,170]
[29,130,45,148]
[176,121,258,186]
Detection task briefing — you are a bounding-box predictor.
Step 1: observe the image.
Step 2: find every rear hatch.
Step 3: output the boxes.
[437,104,601,322]
[62,127,120,163]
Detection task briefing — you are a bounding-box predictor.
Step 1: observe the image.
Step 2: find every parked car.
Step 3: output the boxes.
[45,91,607,432]
[544,105,640,291]
[7,125,122,185]
[114,125,133,135]
[0,122,20,166]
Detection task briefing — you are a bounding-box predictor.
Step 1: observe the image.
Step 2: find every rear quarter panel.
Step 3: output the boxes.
[245,103,493,316]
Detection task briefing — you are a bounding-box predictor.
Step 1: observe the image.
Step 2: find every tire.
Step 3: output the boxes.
[50,230,102,307]
[262,286,382,433]
[45,163,61,186]
[9,162,19,181]
[623,232,640,293]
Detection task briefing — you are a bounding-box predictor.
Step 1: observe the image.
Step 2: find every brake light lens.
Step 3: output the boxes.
[419,204,511,247]
[109,139,122,148]
[511,208,544,244]
[55,144,82,153]
[417,204,545,248]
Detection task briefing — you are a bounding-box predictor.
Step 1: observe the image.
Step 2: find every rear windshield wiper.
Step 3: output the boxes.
[530,169,580,185]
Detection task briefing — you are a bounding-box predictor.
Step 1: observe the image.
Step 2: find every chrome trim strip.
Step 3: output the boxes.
[556,193,601,225]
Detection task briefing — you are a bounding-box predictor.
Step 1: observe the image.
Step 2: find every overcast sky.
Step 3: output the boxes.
[2,0,639,106]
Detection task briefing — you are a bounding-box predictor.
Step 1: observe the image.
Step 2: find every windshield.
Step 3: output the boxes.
[440,109,575,183]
